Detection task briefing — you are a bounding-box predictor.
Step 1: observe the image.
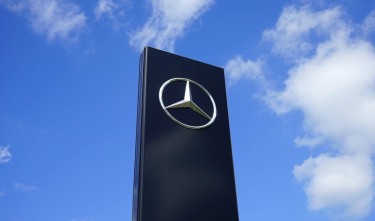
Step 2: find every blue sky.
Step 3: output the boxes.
[1,0,375,220]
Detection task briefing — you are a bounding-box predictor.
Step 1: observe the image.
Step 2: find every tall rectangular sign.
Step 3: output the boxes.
[133,47,239,221]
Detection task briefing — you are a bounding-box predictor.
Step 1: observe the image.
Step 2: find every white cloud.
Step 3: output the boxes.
[262,5,345,58]
[0,146,12,164]
[294,154,374,219]
[94,0,116,19]
[94,0,126,20]
[0,190,5,197]
[14,182,38,192]
[129,0,214,52]
[262,6,375,219]
[227,4,375,219]
[362,10,375,36]
[94,0,128,30]
[224,56,265,85]
[1,0,87,42]
[267,28,375,155]
[294,136,324,148]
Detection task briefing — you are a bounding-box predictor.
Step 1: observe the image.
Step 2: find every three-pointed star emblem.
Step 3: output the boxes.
[159,78,217,129]
[165,81,211,120]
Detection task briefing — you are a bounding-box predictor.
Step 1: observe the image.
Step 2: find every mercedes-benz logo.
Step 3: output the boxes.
[159,78,217,129]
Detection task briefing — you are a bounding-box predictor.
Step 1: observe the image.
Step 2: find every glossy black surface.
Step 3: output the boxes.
[133,47,239,221]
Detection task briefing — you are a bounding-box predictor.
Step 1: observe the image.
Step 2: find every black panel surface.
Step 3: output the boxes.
[133,47,239,221]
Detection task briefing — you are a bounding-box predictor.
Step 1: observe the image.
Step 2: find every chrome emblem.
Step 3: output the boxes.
[159,78,217,129]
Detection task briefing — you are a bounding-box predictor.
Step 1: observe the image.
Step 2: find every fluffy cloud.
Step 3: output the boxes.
[129,0,214,52]
[94,0,117,19]
[94,0,128,30]
[225,56,265,85]
[362,10,375,36]
[1,0,86,42]
[264,6,375,219]
[267,39,375,153]
[94,0,127,24]
[294,154,374,218]
[0,146,11,164]
[227,4,375,220]
[262,5,344,58]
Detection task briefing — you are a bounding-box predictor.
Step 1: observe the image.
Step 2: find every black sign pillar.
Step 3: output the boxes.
[133,47,239,221]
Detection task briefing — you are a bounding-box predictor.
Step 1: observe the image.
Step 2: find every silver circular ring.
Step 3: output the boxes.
[159,78,217,129]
